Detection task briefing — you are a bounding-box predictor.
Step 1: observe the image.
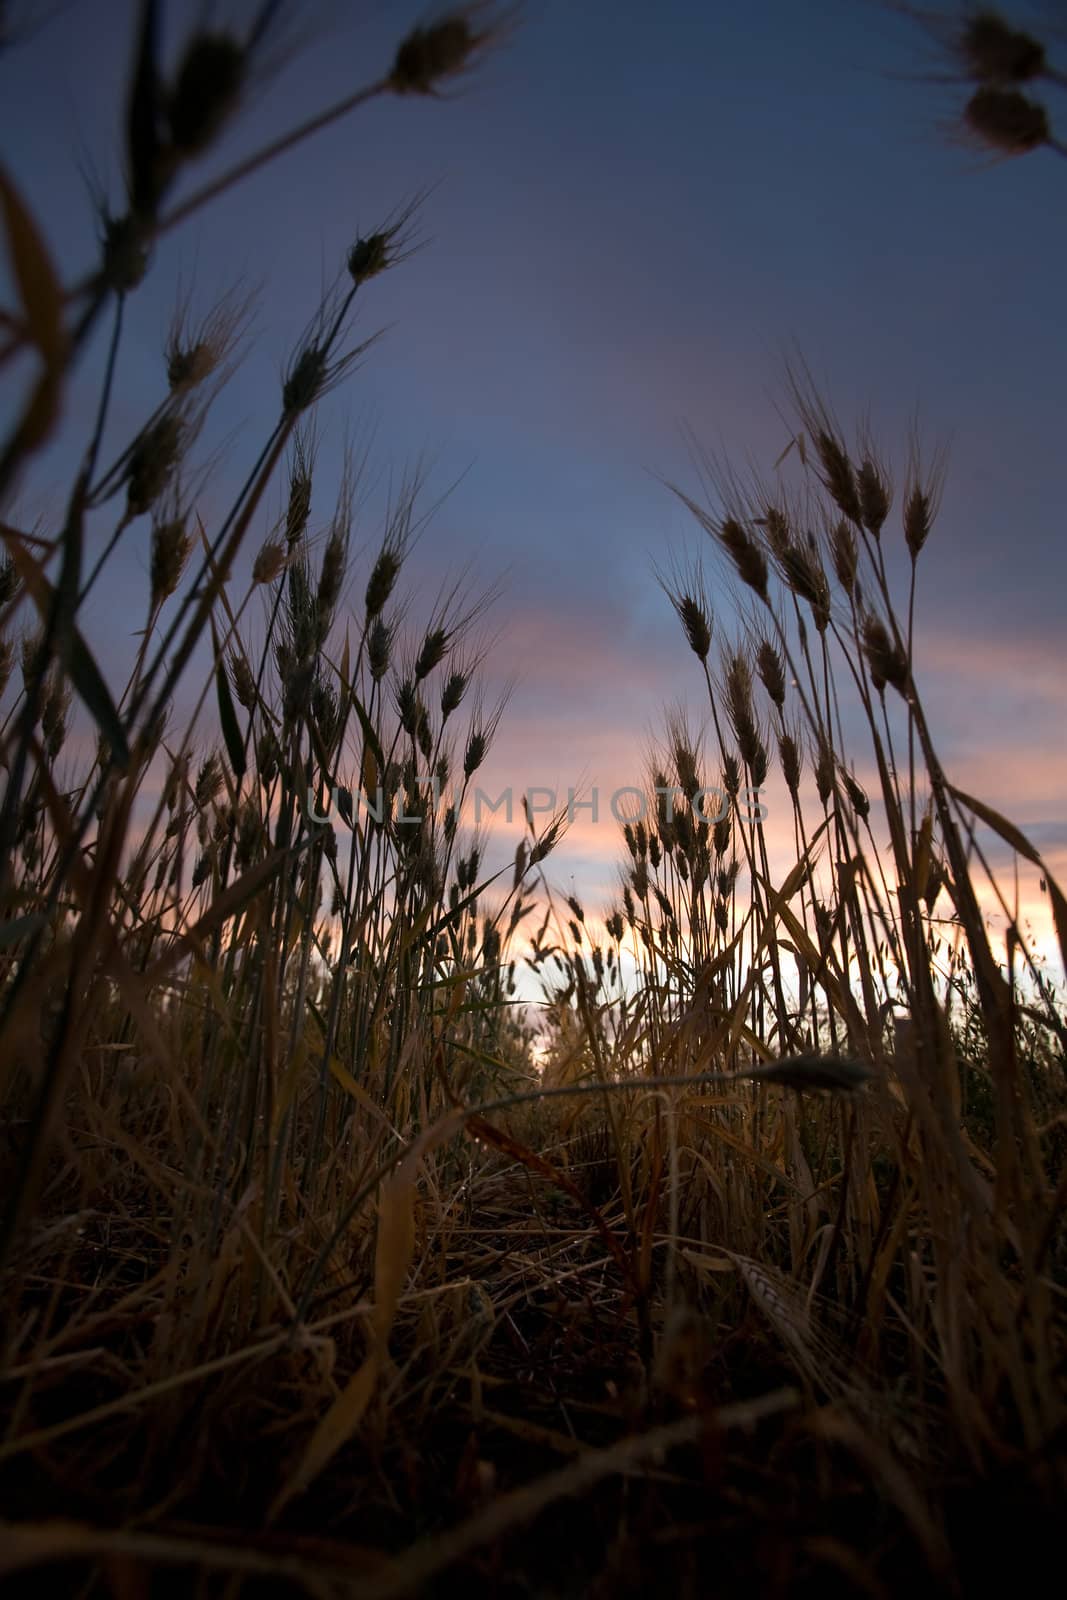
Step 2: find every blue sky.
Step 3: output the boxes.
[4,0,1066,965]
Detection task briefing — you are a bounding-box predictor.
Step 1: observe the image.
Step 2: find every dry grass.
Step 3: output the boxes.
[1,5,1065,1596]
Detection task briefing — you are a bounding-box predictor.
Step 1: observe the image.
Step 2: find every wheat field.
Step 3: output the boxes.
[1,5,1064,1596]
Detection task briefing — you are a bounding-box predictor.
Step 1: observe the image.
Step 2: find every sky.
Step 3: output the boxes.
[4,0,1066,978]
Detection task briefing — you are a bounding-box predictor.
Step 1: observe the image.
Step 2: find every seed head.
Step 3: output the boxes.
[762,506,792,560]
[42,676,70,761]
[312,676,341,752]
[674,741,700,805]
[396,679,420,737]
[286,464,313,547]
[829,519,858,595]
[857,457,891,536]
[167,341,212,391]
[368,617,392,680]
[102,212,149,293]
[755,639,786,711]
[165,281,255,396]
[234,801,262,871]
[464,727,488,779]
[253,538,286,585]
[317,529,347,626]
[365,547,402,618]
[417,714,434,762]
[415,626,449,682]
[167,32,245,155]
[348,203,423,289]
[21,630,46,691]
[163,754,186,812]
[903,485,933,560]
[191,850,214,890]
[441,669,469,718]
[779,731,802,797]
[724,651,760,768]
[813,431,863,524]
[778,540,831,632]
[348,230,394,286]
[530,815,563,866]
[649,883,670,922]
[283,560,317,660]
[283,343,328,416]
[229,652,256,710]
[164,285,252,395]
[713,814,731,855]
[749,1053,876,1094]
[963,85,1050,156]
[150,515,192,608]
[843,772,869,820]
[390,8,498,96]
[861,614,910,697]
[127,414,184,516]
[959,14,1045,85]
[282,656,315,724]
[257,731,278,785]
[631,857,649,899]
[719,517,769,599]
[668,589,712,661]
[195,753,223,809]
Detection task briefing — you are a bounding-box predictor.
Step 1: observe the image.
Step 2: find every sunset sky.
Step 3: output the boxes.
[5,0,1066,976]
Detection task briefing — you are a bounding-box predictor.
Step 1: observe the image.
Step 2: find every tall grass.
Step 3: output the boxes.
[1,4,1065,1596]
[535,381,1066,1472]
